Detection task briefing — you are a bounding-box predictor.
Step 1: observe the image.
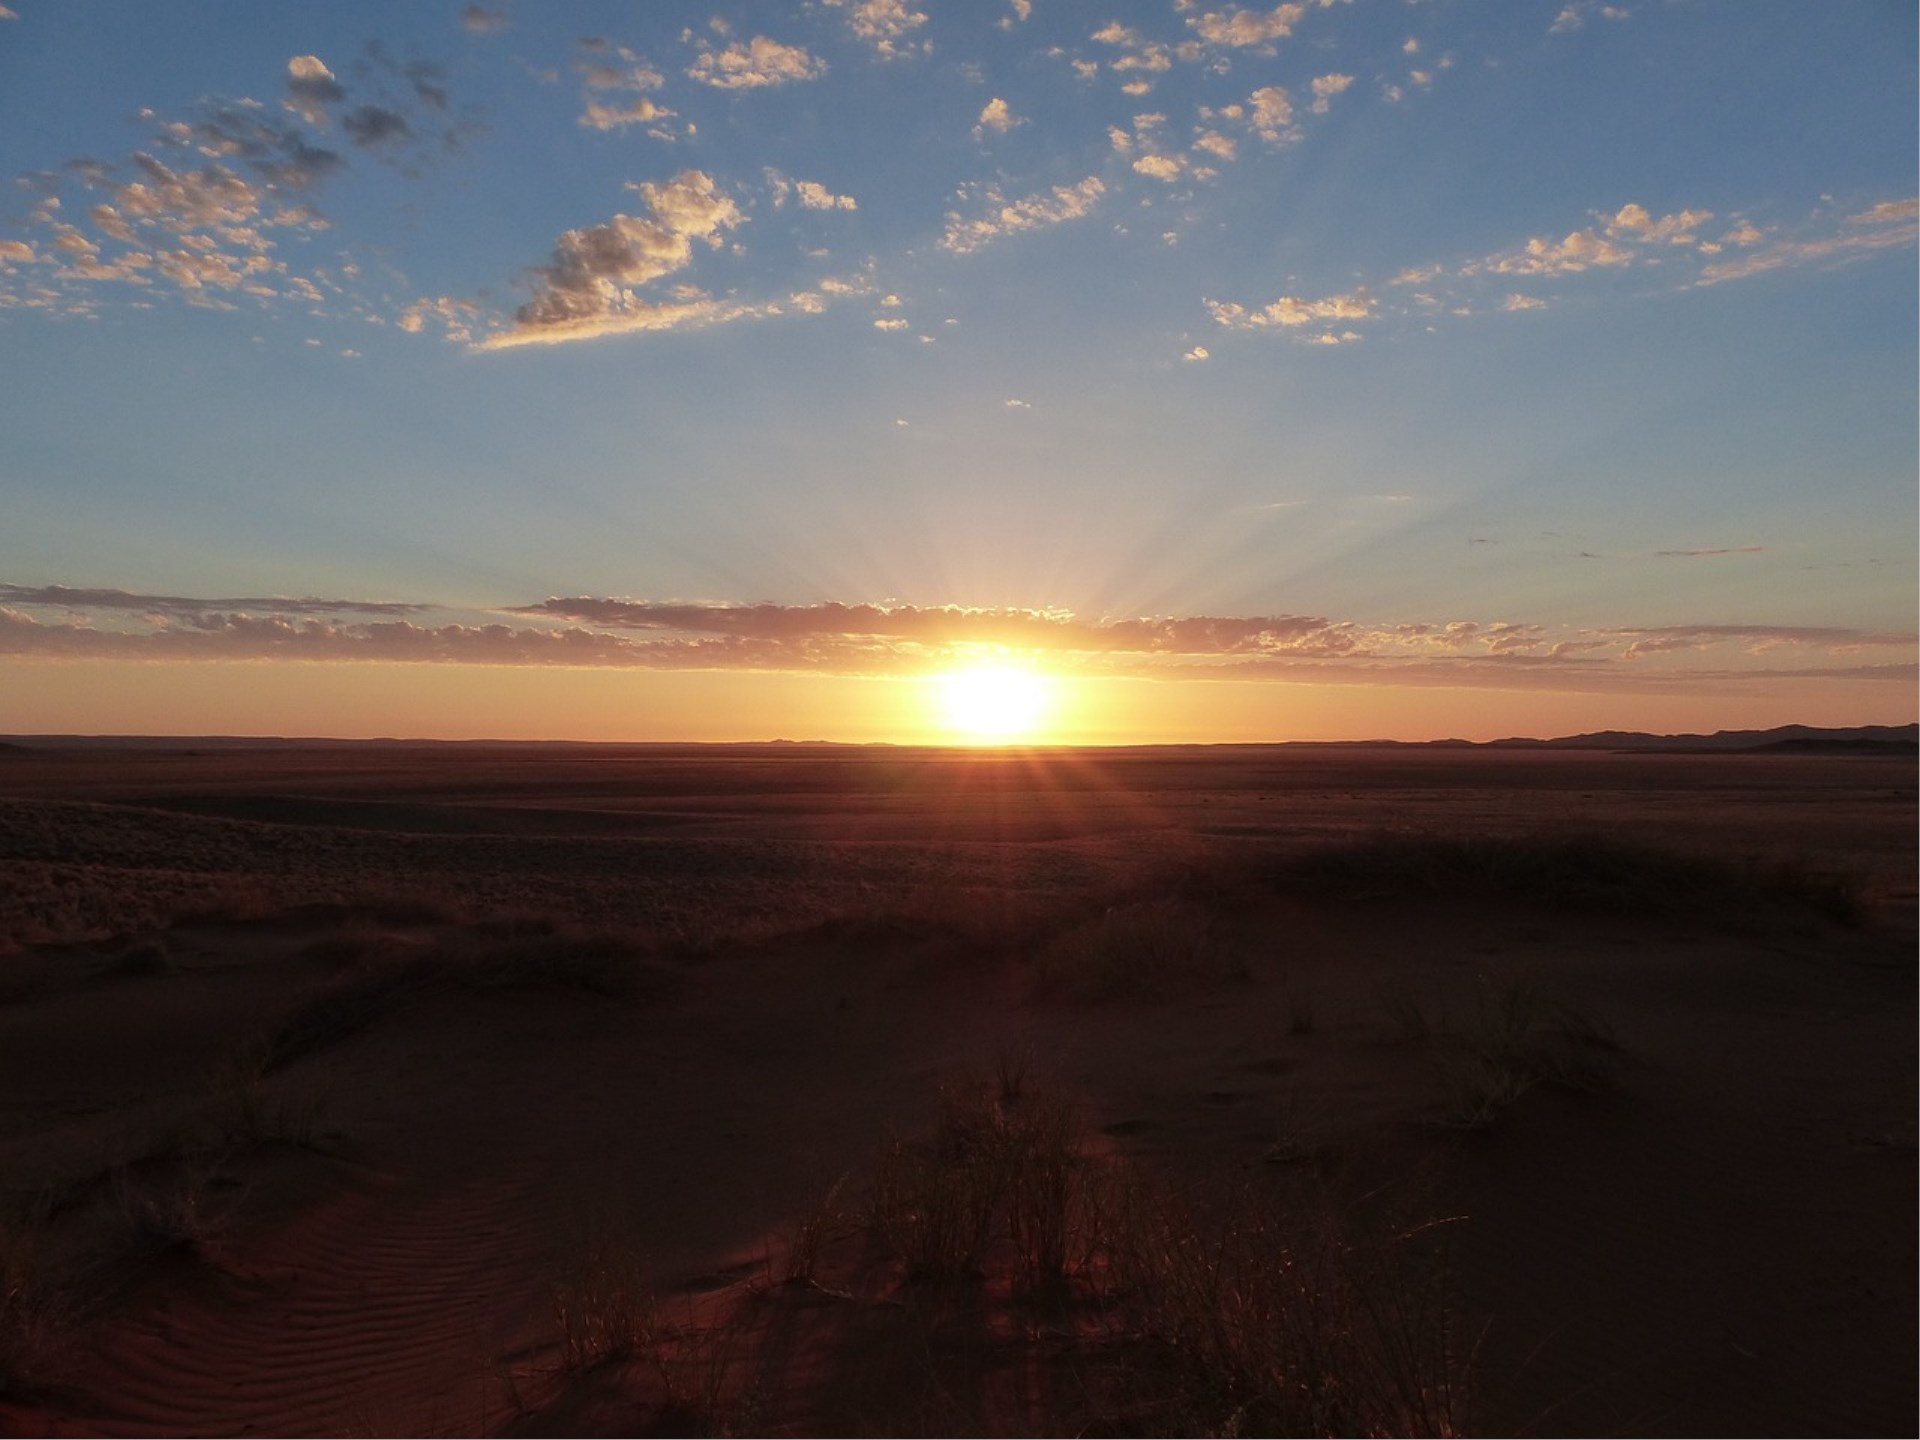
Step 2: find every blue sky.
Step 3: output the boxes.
[0,1,1914,740]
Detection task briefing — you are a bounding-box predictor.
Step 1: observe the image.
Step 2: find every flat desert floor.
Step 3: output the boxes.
[0,743,1913,1436]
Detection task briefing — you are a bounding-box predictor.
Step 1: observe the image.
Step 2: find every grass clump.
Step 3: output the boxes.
[868,1079,1100,1283]
[1430,975,1622,1129]
[1032,897,1239,1001]
[1102,1173,1472,1437]
[0,1202,67,1398]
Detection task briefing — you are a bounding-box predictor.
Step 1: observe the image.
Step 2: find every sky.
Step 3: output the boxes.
[0,0,1914,744]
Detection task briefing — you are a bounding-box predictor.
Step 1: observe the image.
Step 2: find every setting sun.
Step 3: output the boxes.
[934,664,1054,742]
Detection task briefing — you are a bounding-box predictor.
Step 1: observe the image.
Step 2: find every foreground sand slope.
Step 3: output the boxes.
[0,746,1912,1435]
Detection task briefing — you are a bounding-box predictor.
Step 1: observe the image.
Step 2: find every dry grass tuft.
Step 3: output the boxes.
[1031,896,1240,1001]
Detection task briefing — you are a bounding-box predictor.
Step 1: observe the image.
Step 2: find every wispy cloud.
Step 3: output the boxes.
[460,5,511,35]
[1652,545,1765,558]
[941,176,1106,255]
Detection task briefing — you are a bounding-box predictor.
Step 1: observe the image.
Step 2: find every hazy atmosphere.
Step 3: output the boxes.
[1,1,1914,742]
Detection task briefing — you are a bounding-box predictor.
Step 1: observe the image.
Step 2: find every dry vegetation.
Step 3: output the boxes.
[0,743,1911,1435]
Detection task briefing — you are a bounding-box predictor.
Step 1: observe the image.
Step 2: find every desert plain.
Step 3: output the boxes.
[0,739,1912,1436]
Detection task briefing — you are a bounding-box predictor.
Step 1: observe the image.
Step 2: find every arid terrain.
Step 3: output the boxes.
[0,741,1913,1436]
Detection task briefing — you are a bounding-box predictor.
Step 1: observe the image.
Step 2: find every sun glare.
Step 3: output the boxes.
[935,664,1054,743]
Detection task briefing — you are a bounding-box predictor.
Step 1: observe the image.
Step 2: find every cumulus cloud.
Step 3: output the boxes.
[284,55,345,127]
[1501,293,1547,311]
[1309,72,1353,114]
[687,34,826,89]
[974,97,1020,137]
[1182,345,1210,361]
[823,0,929,58]
[1133,153,1185,182]
[1247,85,1295,143]
[795,179,857,211]
[1189,3,1308,47]
[941,176,1106,255]
[480,170,749,349]
[580,95,677,133]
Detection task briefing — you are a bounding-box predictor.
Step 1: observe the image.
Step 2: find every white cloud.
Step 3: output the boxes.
[1605,202,1712,244]
[1484,228,1632,275]
[687,35,826,89]
[1501,293,1547,312]
[1206,290,1374,329]
[1248,85,1295,143]
[283,55,344,127]
[796,180,858,211]
[1004,397,1031,408]
[1182,345,1210,361]
[824,0,929,58]
[873,316,908,330]
[941,176,1106,254]
[1192,130,1237,162]
[975,97,1021,136]
[1309,72,1353,114]
[1132,153,1185,182]
[1189,3,1307,47]
[580,96,677,133]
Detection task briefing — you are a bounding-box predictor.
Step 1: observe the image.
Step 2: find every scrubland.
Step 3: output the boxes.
[0,742,1912,1435]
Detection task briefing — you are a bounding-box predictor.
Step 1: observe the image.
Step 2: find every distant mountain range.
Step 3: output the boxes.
[1479,723,1918,753]
[0,724,1914,753]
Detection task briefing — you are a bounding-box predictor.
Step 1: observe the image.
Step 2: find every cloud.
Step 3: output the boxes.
[479,170,748,348]
[7,584,1910,689]
[461,5,511,34]
[1483,228,1633,275]
[283,55,345,127]
[342,104,411,148]
[1247,85,1295,143]
[1550,2,1630,34]
[1205,290,1374,330]
[1693,203,1918,286]
[941,176,1106,255]
[1501,293,1547,312]
[974,97,1020,137]
[1605,202,1711,244]
[1192,130,1238,162]
[1652,546,1765,558]
[0,583,426,618]
[1182,345,1210,361]
[823,0,929,58]
[795,180,857,211]
[580,95,677,133]
[1133,153,1185,182]
[1189,4,1308,47]
[1000,0,1033,25]
[1849,198,1919,225]
[687,35,826,89]
[1309,72,1353,114]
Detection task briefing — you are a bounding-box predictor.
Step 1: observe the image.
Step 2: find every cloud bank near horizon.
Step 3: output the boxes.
[3,584,1910,694]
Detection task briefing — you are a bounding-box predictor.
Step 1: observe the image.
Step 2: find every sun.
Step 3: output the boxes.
[934,663,1054,743]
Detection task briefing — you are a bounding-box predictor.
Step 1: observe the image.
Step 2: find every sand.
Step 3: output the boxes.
[0,743,1912,1435]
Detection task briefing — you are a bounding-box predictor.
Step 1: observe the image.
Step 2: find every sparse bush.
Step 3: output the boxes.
[107,937,172,977]
[1032,897,1237,1001]
[1431,975,1622,1129]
